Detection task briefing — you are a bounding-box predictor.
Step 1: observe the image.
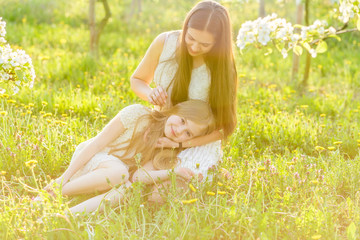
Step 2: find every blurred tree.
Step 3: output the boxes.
[127,0,142,21]
[291,0,303,81]
[259,0,266,18]
[302,0,311,89]
[89,0,111,57]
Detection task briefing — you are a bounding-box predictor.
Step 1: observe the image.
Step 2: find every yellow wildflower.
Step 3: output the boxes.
[0,111,8,116]
[327,146,336,150]
[207,191,216,196]
[217,182,223,187]
[310,180,319,185]
[311,235,321,239]
[258,167,266,172]
[181,198,198,204]
[320,114,326,117]
[189,183,196,193]
[315,146,325,151]
[217,191,227,195]
[25,160,38,169]
[1,171,6,175]
[333,141,342,145]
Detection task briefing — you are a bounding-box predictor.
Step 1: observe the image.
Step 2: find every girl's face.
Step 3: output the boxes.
[185,28,215,57]
[164,115,206,142]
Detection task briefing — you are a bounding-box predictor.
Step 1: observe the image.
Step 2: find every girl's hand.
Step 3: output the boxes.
[174,167,195,181]
[156,137,178,148]
[44,177,67,196]
[148,86,167,106]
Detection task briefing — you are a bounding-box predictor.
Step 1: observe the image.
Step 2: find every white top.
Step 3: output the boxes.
[153,30,211,102]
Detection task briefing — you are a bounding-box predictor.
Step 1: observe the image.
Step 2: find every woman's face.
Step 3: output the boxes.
[164,115,206,142]
[185,27,215,57]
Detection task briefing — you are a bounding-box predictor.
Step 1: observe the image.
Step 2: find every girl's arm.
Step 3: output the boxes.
[132,161,195,184]
[61,112,126,184]
[157,130,223,149]
[130,32,168,106]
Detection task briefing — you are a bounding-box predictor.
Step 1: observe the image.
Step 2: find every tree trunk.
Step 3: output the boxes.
[302,0,310,89]
[89,0,111,57]
[89,0,96,56]
[128,0,142,21]
[291,2,303,81]
[259,0,266,18]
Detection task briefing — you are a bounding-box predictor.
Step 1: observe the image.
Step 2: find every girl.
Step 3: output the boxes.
[130,0,238,180]
[46,100,215,213]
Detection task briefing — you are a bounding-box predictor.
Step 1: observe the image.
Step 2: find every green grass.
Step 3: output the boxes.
[1,0,360,239]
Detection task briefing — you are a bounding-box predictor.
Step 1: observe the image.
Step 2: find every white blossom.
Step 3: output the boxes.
[328,26,337,35]
[339,0,359,22]
[309,49,317,58]
[0,18,35,94]
[281,48,288,58]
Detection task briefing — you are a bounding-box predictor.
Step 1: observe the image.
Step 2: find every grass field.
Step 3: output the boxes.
[1,0,360,239]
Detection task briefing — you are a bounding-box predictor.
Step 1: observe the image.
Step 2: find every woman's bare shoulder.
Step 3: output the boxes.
[152,31,181,47]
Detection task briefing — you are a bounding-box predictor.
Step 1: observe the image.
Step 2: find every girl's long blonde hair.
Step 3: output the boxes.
[170,0,238,138]
[108,100,215,170]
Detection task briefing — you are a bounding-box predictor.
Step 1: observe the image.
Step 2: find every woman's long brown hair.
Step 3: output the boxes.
[171,0,238,138]
[108,100,215,170]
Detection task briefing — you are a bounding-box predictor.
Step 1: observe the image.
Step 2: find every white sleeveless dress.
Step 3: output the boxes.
[154,31,222,179]
[69,104,150,181]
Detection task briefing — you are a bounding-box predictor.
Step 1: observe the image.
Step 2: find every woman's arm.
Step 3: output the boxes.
[157,130,223,149]
[182,130,223,148]
[61,112,126,184]
[130,32,168,106]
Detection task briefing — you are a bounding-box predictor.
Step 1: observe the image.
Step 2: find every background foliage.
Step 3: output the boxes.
[1,0,360,239]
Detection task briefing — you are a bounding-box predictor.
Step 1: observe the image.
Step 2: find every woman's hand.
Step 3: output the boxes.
[156,137,178,148]
[147,86,167,106]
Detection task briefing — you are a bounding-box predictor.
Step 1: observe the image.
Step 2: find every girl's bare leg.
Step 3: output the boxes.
[69,181,132,214]
[62,160,129,196]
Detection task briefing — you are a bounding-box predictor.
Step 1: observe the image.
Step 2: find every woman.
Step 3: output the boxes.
[44,100,215,213]
[130,0,238,179]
